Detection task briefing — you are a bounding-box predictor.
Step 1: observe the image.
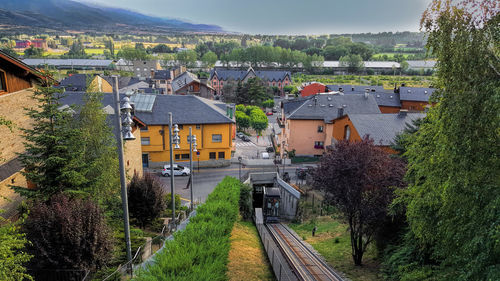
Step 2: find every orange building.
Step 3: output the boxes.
[329,111,426,153]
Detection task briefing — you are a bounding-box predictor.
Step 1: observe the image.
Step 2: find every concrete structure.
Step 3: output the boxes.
[279,93,381,157]
[23,59,113,70]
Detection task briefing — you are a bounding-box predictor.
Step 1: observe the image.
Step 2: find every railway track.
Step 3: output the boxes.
[266,223,344,281]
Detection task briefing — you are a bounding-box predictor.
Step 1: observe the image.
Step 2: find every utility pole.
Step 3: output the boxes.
[112,77,132,274]
[168,113,176,228]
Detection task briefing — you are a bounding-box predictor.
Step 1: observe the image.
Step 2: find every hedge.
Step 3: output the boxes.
[134,176,241,281]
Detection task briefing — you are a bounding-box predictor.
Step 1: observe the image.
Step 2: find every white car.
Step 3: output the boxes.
[161,164,191,177]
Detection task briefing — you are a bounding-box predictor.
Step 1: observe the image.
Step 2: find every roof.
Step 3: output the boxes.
[322,61,400,68]
[23,59,113,67]
[152,70,172,80]
[210,68,290,82]
[58,74,94,91]
[102,76,145,89]
[0,50,55,84]
[347,113,426,146]
[57,92,233,126]
[328,87,401,107]
[326,84,386,92]
[399,87,436,102]
[172,71,199,92]
[285,93,381,123]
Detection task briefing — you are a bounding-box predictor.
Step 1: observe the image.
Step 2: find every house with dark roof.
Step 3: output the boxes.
[279,93,381,157]
[326,85,401,113]
[151,66,186,94]
[299,82,328,97]
[329,111,426,153]
[397,86,436,111]
[172,71,214,99]
[59,74,113,92]
[209,67,292,96]
[0,49,55,218]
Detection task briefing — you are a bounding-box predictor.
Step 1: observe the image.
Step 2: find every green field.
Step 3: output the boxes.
[292,74,435,89]
[372,52,412,59]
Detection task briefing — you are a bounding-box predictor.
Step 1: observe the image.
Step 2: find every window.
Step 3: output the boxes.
[317,126,324,133]
[212,134,222,143]
[209,152,216,159]
[344,125,351,140]
[0,69,6,92]
[178,125,183,130]
[196,124,201,129]
[220,82,224,86]
[141,137,150,145]
[140,126,148,132]
[175,154,180,160]
[314,141,324,148]
[181,154,190,160]
[218,152,225,159]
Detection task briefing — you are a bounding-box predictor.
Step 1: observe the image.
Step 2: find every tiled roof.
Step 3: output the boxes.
[347,113,426,146]
[336,89,401,107]
[57,92,234,126]
[172,71,199,92]
[58,74,92,91]
[285,93,381,123]
[406,60,437,68]
[326,84,386,93]
[23,59,113,67]
[210,68,290,82]
[399,87,436,102]
[153,70,172,80]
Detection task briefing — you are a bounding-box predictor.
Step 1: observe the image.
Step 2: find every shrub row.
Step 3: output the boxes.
[134,176,241,281]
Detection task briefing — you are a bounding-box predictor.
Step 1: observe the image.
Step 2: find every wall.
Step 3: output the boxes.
[140,123,232,167]
[331,115,362,143]
[285,119,327,156]
[0,64,33,95]
[124,126,143,178]
[379,106,401,113]
[401,100,430,112]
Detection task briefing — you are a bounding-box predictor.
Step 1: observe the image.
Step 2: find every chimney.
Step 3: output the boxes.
[337,107,344,118]
[151,70,155,79]
[398,109,408,118]
[364,89,369,99]
[200,77,208,85]
[314,96,318,106]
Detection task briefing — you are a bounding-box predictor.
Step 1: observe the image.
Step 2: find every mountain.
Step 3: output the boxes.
[0,0,224,34]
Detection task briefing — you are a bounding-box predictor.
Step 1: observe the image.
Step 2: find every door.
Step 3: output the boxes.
[142,154,149,168]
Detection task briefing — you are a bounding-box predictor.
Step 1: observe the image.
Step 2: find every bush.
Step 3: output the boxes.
[128,173,166,228]
[239,184,253,221]
[135,177,241,280]
[24,194,113,274]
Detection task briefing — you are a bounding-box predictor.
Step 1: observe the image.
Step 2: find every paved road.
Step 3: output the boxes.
[151,164,301,206]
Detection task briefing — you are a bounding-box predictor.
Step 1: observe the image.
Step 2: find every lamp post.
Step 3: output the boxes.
[168,113,180,228]
[282,151,288,176]
[188,127,197,210]
[238,156,242,181]
[112,76,135,274]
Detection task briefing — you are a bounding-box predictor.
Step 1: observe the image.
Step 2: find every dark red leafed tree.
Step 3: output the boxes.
[313,137,405,265]
[24,194,113,275]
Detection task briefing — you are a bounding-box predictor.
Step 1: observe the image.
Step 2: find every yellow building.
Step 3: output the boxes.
[133,94,235,168]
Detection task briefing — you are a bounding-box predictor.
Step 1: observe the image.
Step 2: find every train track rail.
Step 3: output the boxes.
[266,223,344,281]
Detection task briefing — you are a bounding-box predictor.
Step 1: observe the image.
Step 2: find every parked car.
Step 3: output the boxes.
[162,164,190,177]
[266,111,273,116]
[272,107,278,113]
[261,152,270,159]
[241,135,251,142]
[236,132,245,138]
[266,147,274,153]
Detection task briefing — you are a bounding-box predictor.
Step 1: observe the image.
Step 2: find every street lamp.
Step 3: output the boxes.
[282,151,288,176]
[168,113,180,229]
[188,127,197,210]
[238,156,243,181]
[112,76,135,274]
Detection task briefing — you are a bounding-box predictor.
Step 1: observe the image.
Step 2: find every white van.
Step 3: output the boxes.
[261,152,270,159]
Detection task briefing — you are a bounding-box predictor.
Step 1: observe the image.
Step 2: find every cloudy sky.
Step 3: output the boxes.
[80,0,432,34]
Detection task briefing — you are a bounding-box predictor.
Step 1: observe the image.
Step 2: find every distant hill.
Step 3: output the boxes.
[0,0,224,34]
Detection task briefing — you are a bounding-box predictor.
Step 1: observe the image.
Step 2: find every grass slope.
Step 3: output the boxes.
[288,216,382,281]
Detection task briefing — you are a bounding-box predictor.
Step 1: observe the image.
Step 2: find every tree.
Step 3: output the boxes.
[313,138,405,265]
[151,44,172,53]
[1,45,18,58]
[201,51,217,68]
[0,215,33,281]
[127,173,166,228]
[176,49,197,67]
[262,99,274,109]
[388,1,500,279]
[322,45,349,60]
[23,46,43,58]
[237,77,272,106]
[249,109,268,136]
[14,85,87,200]
[24,194,113,275]
[117,46,149,61]
[64,41,88,59]
[339,54,364,73]
[235,110,250,132]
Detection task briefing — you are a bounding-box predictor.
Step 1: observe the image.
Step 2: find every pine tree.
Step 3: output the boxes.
[13,85,87,200]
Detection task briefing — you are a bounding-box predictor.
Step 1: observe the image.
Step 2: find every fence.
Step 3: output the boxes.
[255,222,299,281]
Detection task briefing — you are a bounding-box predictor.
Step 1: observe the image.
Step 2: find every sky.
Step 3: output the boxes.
[80,0,433,35]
